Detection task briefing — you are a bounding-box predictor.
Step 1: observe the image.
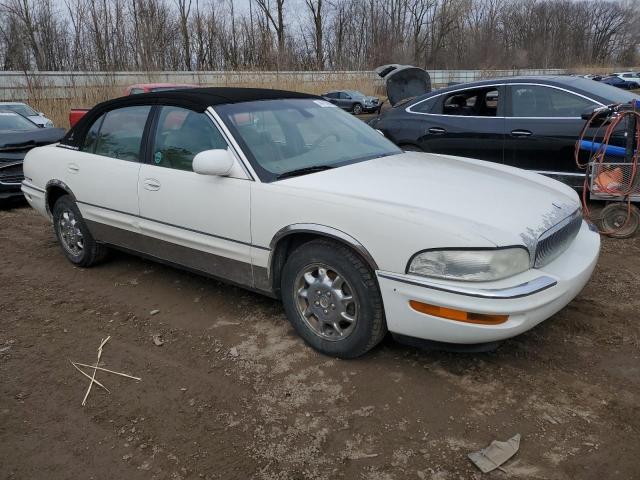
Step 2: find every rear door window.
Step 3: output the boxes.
[94,106,151,161]
[440,87,500,117]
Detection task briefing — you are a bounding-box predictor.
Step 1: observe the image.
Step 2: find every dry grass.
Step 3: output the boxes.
[9,69,638,129]
[13,73,382,129]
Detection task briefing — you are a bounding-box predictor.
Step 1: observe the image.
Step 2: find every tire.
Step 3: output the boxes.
[352,103,363,115]
[281,238,387,358]
[52,195,107,267]
[600,203,640,238]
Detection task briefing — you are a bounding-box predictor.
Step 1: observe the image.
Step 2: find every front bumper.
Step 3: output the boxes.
[377,221,600,344]
[21,181,48,215]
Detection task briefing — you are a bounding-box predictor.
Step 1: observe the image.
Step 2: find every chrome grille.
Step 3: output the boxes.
[534,212,583,268]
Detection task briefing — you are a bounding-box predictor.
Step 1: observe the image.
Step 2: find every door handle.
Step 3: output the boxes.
[143,178,161,191]
[511,129,533,137]
[67,163,79,173]
[428,127,446,135]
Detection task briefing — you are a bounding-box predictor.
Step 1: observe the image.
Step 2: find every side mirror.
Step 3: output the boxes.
[193,149,235,176]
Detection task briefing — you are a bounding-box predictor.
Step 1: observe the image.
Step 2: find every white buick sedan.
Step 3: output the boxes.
[21,88,600,358]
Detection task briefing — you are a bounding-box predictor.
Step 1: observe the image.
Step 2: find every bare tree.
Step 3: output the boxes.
[254,0,286,66]
[0,0,638,72]
[176,0,192,70]
[305,0,325,69]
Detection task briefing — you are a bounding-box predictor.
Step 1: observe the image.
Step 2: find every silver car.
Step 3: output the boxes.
[321,90,380,115]
[0,102,54,128]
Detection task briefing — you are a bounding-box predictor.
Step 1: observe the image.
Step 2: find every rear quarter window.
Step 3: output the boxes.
[409,96,438,114]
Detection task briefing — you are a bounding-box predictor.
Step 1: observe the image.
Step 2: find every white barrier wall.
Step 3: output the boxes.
[0,68,637,100]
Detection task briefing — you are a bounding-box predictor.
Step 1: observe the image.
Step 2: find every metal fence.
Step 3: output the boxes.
[0,68,637,101]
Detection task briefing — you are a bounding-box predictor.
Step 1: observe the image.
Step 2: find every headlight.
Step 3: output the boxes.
[45,121,54,127]
[408,248,530,281]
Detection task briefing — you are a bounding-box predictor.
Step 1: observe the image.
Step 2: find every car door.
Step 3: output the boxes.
[412,85,505,162]
[338,92,353,110]
[137,105,253,286]
[503,84,601,187]
[68,105,151,232]
[324,92,339,106]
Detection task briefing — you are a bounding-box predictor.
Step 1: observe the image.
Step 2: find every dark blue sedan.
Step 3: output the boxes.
[370,76,640,189]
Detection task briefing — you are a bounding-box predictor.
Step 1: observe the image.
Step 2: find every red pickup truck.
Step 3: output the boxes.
[69,83,197,127]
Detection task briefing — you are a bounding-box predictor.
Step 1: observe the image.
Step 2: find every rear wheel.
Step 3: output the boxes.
[281,239,386,358]
[52,195,107,266]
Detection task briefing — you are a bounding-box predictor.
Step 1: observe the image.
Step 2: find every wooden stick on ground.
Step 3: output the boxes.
[72,362,141,382]
[69,360,111,393]
[81,336,110,406]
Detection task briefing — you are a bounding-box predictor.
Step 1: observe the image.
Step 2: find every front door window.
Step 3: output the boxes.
[510,85,597,118]
[152,106,227,172]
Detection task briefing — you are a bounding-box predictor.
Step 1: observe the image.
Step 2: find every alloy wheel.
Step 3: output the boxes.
[294,263,359,341]
[58,209,84,256]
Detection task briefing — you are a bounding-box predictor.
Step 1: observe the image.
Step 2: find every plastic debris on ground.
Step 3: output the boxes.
[468,434,521,473]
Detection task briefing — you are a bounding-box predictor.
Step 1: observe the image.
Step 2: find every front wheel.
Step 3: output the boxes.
[281,239,386,358]
[352,103,363,115]
[52,195,107,266]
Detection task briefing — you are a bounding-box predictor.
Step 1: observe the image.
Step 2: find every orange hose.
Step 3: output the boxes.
[575,103,640,236]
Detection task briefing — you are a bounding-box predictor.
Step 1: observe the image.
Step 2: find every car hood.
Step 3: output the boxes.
[276,152,580,250]
[0,128,66,160]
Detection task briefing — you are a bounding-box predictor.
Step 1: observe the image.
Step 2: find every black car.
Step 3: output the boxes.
[0,111,65,201]
[321,90,380,115]
[600,76,640,90]
[369,76,640,188]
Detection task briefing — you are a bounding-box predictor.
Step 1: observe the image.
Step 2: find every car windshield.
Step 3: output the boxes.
[216,98,401,181]
[2,104,38,117]
[0,111,39,131]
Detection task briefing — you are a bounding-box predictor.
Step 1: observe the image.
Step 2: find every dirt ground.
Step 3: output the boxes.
[1,202,639,480]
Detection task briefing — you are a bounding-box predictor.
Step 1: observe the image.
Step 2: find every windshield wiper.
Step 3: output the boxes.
[276,165,335,180]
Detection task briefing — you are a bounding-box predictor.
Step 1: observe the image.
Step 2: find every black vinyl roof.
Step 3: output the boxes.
[95,87,319,113]
[63,87,320,147]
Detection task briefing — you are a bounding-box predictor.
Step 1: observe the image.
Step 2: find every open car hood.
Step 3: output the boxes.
[375,64,432,106]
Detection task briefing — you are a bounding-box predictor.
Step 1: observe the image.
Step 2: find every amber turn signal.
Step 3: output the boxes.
[409,300,508,325]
